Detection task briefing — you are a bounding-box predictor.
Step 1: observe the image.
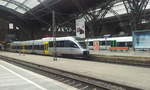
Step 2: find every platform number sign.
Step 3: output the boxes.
[76,18,85,38]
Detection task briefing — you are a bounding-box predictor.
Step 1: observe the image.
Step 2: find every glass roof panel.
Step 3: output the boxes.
[16,7,26,14]
[0,0,7,6]
[146,2,150,9]
[15,0,26,3]
[6,3,18,9]
[24,0,40,8]
[0,0,149,15]
[104,1,150,18]
[39,0,45,2]
[0,0,46,14]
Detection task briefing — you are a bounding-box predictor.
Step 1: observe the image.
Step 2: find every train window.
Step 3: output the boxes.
[34,45,36,49]
[37,45,40,50]
[89,42,93,46]
[63,40,77,48]
[107,41,111,45]
[33,45,36,49]
[61,41,64,47]
[38,45,41,50]
[101,41,105,45]
[56,42,59,47]
[69,41,78,48]
[12,46,15,49]
[56,41,60,47]
[16,46,18,49]
[79,42,86,48]
[24,45,27,49]
[41,45,44,50]
[27,45,30,49]
[38,45,40,50]
[39,45,41,50]
[17,46,20,49]
[71,43,78,48]
[25,46,27,49]
[56,41,64,47]
[29,45,33,49]
[34,45,38,50]
[18,46,22,49]
[118,42,125,47]
[49,42,53,47]
[17,45,19,49]
[127,42,132,47]
[64,41,71,47]
[36,45,38,49]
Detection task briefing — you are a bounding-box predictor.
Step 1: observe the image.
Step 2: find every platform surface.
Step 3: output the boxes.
[0,51,150,90]
[0,58,78,90]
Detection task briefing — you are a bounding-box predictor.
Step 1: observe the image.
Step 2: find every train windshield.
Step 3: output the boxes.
[75,37,87,49]
[79,42,87,49]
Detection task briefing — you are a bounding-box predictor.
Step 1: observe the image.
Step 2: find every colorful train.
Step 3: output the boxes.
[86,36,132,50]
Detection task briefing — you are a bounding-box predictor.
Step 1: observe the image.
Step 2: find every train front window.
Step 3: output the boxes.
[75,37,87,49]
[71,43,78,48]
[79,42,86,49]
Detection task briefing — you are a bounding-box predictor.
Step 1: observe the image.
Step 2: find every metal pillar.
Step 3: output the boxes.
[52,10,57,61]
[82,0,116,37]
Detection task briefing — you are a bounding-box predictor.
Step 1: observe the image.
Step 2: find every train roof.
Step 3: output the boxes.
[86,36,132,42]
[10,36,81,44]
[42,36,78,41]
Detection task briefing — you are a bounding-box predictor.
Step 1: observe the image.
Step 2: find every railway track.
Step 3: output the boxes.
[0,55,140,90]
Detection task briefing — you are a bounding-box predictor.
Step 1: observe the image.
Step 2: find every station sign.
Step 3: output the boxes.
[76,18,85,38]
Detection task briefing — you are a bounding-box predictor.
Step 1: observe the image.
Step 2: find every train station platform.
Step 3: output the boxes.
[90,50,150,66]
[0,51,150,90]
[0,58,78,90]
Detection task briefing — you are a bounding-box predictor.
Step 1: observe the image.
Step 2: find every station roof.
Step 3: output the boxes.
[0,0,103,25]
[105,1,150,18]
[1,0,150,26]
[0,0,102,14]
[0,0,45,14]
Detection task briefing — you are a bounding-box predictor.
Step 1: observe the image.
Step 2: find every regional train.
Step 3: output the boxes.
[86,36,133,50]
[7,37,89,57]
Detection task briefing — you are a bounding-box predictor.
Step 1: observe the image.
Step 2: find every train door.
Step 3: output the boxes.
[21,43,25,53]
[44,41,49,54]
